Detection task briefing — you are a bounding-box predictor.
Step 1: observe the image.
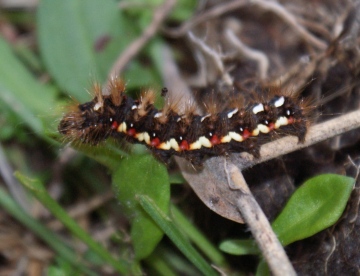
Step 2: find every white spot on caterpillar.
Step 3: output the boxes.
[257,124,270,133]
[169,138,179,151]
[274,96,285,107]
[177,117,181,122]
[252,103,264,114]
[286,109,291,116]
[118,122,127,133]
[94,102,103,111]
[131,105,138,110]
[275,116,289,128]
[154,112,162,118]
[189,140,201,150]
[201,114,211,122]
[110,118,113,122]
[199,136,212,148]
[135,133,144,141]
[229,131,243,142]
[221,135,231,143]
[227,108,238,118]
[158,141,171,150]
[252,128,259,136]
[144,132,150,144]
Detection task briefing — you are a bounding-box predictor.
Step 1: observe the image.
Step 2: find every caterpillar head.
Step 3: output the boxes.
[58,79,125,145]
[58,98,112,145]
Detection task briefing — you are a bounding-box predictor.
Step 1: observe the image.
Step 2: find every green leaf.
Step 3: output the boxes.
[170,0,196,21]
[112,154,170,260]
[255,260,270,276]
[14,172,130,274]
[0,36,58,136]
[138,195,217,276]
[38,0,137,101]
[272,174,354,246]
[219,239,260,256]
[169,172,185,184]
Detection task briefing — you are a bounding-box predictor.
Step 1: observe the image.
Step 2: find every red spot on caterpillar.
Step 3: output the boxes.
[268,122,275,130]
[127,128,136,137]
[180,140,189,151]
[242,129,251,139]
[150,137,160,147]
[210,134,220,145]
[288,117,295,124]
[111,121,118,130]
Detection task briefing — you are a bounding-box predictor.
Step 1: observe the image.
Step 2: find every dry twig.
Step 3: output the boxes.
[107,0,176,83]
[226,162,296,276]
[188,31,233,86]
[224,28,269,80]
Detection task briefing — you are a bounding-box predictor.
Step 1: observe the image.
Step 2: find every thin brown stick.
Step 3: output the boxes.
[226,162,296,276]
[188,31,233,86]
[107,0,176,83]
[224,28,269,80]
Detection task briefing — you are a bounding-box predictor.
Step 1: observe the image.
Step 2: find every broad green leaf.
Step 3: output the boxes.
[219,239,260,255]
[123,60,161,90]
[38,0,137,101]
[138,195,217,276]
[272,174,354,246]
[112,154,170,260]
[0,36,58,136]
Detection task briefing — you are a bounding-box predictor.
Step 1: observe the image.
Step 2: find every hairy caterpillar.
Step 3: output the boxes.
[58,78,310,165]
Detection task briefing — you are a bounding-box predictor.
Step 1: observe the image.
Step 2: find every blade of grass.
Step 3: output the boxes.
[148,245,202,276]
[138,195,217,276]
[0,187,94,275]
[14,171,130,275]
[145,251,178,276]
[170,204,228,267]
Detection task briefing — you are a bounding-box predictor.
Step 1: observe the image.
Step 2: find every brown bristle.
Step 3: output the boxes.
[92,82,104,112]
[138,89,156,117]
[108,78,125,106]
[183,101,198,117]
[203,97,221,115]
[58,110,84,137]
[227,93,245,109]
[157,95,182,124]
